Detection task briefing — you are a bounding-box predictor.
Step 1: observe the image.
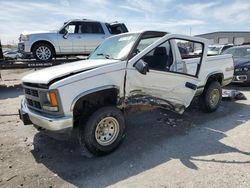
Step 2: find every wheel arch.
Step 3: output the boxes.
[196,72,224,96]
[71,85,121,128]
[31,40,56,54]
[205,72,224,87]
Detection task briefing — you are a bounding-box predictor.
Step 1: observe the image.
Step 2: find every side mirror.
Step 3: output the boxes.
[134,59,149,75]
[63,30,69,39]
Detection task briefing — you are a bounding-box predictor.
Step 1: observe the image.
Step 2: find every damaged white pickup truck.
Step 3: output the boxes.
[19,31,234,155]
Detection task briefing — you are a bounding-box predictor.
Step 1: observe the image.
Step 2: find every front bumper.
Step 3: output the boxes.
[18,42,31,55]
[19,99,73,131]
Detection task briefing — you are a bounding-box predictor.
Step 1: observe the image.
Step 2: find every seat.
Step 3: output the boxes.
[150,47,168,70]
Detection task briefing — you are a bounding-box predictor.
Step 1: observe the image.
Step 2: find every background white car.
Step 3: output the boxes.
[207,44,235,55]
[3,50,22,60]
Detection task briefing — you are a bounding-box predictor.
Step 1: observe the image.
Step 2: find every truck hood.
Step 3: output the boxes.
[22,59,119,85]
[234,58,250,68]
[21,30,57,35]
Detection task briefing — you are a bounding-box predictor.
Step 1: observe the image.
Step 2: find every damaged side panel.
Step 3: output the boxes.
[125,90,186,114]
[124,69,199,114]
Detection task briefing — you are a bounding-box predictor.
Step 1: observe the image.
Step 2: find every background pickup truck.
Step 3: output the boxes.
[18,19,128,61]
[19,31,234,156]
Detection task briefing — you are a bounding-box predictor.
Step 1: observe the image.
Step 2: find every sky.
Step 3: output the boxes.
[0,0,250,44]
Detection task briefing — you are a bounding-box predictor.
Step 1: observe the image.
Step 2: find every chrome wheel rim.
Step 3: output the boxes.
[95,117,119,146]
[36,46,51,60]
[209,89,220,107]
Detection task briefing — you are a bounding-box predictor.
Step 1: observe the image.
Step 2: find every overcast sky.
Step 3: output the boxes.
[0,0,250,44]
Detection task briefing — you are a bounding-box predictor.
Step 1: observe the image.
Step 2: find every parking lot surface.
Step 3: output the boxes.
[0,70,250,188]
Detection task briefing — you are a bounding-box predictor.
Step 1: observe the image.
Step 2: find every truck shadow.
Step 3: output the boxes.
[225,83,250,91]
[0,84,23,99]
[31,99,250,187]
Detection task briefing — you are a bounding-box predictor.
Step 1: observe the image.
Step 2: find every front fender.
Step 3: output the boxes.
[29,34,59,52]
[70,85,120,111]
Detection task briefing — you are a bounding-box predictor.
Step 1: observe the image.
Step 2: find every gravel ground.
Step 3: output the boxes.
[0,69,250,188]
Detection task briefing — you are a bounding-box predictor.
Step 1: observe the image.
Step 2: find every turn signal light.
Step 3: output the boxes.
[49,92,58,107]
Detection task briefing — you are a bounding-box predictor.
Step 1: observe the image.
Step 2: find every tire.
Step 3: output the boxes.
[32,42,54,61]
[199,81,222,113]
[78,106,125,156]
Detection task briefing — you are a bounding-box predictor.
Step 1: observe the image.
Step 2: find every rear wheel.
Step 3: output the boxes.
[32,43,54,61]
[199,81,222,113]
[78,106,125,156]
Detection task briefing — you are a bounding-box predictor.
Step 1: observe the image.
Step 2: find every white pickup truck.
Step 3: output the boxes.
[19,31,234,156]
[18,19,128,61]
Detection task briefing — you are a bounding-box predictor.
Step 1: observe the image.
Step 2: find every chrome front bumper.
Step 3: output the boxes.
[19,99,73,131]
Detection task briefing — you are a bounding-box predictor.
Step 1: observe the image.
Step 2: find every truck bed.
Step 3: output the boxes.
[202,54,234,85]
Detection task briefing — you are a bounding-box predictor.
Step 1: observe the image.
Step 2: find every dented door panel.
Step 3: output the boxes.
[125,68,199,113]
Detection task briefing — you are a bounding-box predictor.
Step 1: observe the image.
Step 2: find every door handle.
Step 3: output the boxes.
[185,82,197,90]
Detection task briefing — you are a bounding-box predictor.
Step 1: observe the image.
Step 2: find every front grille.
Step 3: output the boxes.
[25,88,39,97]
[24,86,42,111]
[27,98,42,109]
[23,86,60,115]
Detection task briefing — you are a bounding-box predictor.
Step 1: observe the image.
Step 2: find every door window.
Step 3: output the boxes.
[137,38,204,77]
[81,22,104,34]
[141,40,173,71]
[64,22,81,34]
[106,23,128,34]
[170,39,203,76]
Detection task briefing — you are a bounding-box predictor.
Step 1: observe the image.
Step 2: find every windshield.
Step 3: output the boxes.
[89,34,139,60]
[136,37,161,52]
[58,21,69,33]
[222,47,250,59]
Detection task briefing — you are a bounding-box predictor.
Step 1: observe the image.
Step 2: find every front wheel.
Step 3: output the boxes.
[32,43,54,61]
[199,81,222,113]
[78,106,125,156]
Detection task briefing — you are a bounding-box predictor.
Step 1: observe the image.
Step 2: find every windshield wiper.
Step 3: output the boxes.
[96,53,111,59]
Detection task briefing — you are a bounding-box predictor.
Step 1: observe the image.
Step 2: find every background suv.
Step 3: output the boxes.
[18,19,128,61]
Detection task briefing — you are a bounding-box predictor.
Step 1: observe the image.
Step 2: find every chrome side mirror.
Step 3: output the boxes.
[63,30,69,39]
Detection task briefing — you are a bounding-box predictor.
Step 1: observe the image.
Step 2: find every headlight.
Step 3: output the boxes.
[243,67,249,71]
[20,34,29,41]
[43,91,59,112]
